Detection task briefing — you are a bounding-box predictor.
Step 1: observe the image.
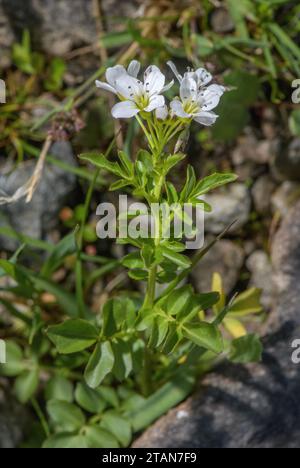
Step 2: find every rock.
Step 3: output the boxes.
[101,0,144,32]
[211,8,234,33]
[252,175,276,215]
[273,138,300,181]
[0,0,142,57]
[0,381,29,448]
[271,181,300,217]
[191,240,245,295]
[1,0,97,56]
[0,141,77,251]
[246,250,275,310]
[0,3,15,68]
[232,132,275,166]
[133,200,300,448]
[203,184,251,234]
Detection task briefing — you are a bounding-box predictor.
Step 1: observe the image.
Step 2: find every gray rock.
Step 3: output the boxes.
[133,201,300,448]
[0,382,29,448]
[1,0,96,56]
[211,8,234,33]
[0,3,15,68]
[101,0,144,32]
[252,175,276,215]
[271,181,300,217]
[0,141,77,250]
[203,184,251,234]
[273,138,300,181]
[232,133,275,166]
[191,239,245,295]
[246,250,275,310]
[0,0,142,57]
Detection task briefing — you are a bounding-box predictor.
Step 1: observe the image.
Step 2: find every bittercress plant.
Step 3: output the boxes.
[0,61,263,449]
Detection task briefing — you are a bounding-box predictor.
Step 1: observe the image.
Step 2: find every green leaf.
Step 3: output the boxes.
[41,231,76,277]
[109,179,131,191]
[75,382,106,414]
[194,35,214,58]
[162,323,182,354]
[121,252,144,269]
[79,153,123,177]
[192,173,238,198]
[45,57,66,91]
[128,269,148,281]
[46,400,85,432]
[84,341,114,389]
[118,150,134,177]
[45,376,73,403]
[84,426,119,448]
[100,412,132,447]
[227,0,251,39]
[182,322,224,354]
[230,334,263,363]
[47,319,98,354]
[43,433,87,448]
[0,341,25,377]
[148,316,169,348]
[180,165,197,202]
[162,153,186,174]
[112,339,133,381]
[164,286,193,316]
[129,370,195,432]
[14,369,39,403]
[102,297,136,337]
[0,259,34,294]
[98,386,119,409]
[159,246,192,269]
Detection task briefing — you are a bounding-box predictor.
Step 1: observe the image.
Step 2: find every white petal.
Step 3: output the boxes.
[161,80,174,93]
[180,77,197,102]
[111,101,140,119]
[170,100,191,118]
[167,61,183,82]
[155,105,169,120]
[206,84,226,96]
[144,95,165,112]
[95,80,117,94]
[115,75,143,99]
[195,68,212,87]
[127,60,141,78]
[106,65,127,87]
[198,85,225,111]
[194,111,218,126]
[144,65,165,96]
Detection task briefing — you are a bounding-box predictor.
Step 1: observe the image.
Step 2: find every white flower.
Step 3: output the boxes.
[95,60,141,95]
[167,61,213,89]
[155,105,169,121]
[96,63,174,119]
[168,64,225,126]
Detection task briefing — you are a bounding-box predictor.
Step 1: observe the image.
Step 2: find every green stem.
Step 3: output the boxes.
[31,398,50,438]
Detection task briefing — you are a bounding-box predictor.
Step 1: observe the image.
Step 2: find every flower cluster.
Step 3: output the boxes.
[96,61,226,127]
